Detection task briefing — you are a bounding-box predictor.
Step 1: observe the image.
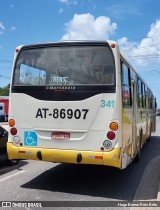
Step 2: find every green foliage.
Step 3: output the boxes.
[0,84,10,96]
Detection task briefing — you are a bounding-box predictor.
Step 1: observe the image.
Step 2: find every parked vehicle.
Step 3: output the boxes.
[0,123,19,165]
[0,97,9,122]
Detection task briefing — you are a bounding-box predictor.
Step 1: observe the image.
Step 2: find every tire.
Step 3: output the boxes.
[148,124,152,140]
[8,159,19,166]
[135,130,142,162]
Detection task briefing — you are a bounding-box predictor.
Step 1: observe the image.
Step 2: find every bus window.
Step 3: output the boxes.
[137,78,143,108]
[122,63,132,107]
[18,64,46,85]
[13,46,115,86]
[142,84,146,108]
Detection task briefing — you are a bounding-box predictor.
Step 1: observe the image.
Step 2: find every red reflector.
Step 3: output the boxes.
[19,151,25,154]
[111,43,116,48]
[16,48,19,53]
[10,127,17,135]
[107,131,115,140]
[95,156,103,159]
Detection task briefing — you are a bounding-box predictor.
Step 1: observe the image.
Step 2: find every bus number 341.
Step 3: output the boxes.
[36,108,89,120]
[101,100,115,108]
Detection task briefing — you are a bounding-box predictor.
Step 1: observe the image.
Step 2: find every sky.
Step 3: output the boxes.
[0,0,160,105]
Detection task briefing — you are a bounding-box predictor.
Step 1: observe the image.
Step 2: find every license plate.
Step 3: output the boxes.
[51,132,70,140]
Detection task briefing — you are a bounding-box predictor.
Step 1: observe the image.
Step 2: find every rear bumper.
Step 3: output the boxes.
[7,142,122,169]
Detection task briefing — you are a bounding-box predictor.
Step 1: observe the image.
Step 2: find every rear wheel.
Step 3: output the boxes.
[135,130,142,162]
[148,123,152,140]
[7,159,19,166]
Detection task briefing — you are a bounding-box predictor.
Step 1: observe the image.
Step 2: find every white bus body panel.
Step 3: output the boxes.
[9,92,121,152]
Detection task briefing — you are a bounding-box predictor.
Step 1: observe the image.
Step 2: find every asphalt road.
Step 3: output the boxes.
[0,118,160,209]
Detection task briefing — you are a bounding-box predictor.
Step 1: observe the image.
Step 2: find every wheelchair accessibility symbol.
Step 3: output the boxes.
[24,131,37,146]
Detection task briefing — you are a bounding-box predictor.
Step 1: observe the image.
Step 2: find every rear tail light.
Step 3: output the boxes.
[107,131,115,140]
[9,119,20,142]
[10,127,17,136]
[9,119,15,127]
[109,122,118,131]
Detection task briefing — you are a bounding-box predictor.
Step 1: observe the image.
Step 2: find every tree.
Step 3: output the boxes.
[0,84,10,96]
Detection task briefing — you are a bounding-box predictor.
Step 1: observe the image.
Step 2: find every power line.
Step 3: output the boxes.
[147,70,160,73]
[122,45,160,52]
[124,35,160,42]
[121,42,160,52]
[0,59,12,63]
[129,53,160,57]
[129,56,160,60]
[0,75,10,79]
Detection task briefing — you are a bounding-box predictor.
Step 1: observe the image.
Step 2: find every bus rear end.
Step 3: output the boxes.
[7,41,122,169]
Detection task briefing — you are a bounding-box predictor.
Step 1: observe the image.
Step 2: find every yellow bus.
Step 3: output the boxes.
[7,41,156,169]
